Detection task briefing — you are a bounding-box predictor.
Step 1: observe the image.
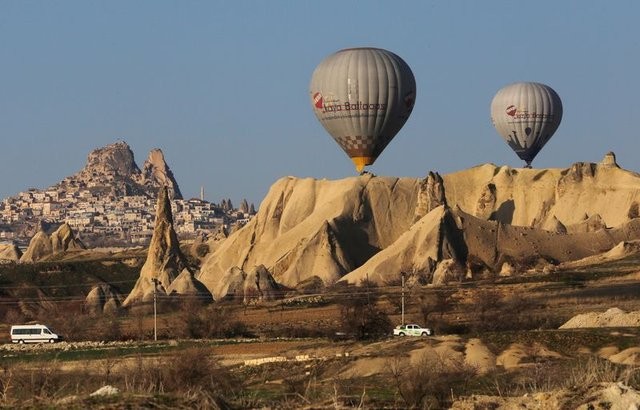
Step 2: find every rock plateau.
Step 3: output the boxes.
[197,153,640,296]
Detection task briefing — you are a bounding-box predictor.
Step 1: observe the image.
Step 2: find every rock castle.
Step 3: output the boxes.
[0,141,255,247]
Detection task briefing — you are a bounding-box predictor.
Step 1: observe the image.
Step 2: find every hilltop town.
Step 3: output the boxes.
[0,141,255,247]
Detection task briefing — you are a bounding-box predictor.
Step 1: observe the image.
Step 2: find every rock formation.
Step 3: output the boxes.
[20,223,84,263]
[197,175,420,293]
[341,206,640,284]
[197,153,640,290]
[414,171,447,221]
[51,223,85,254]
[0,242,22,263]
[432,259,465,285]
[475,183,497,220]
[215,266,246,301]
[20,229,52,263]
[53,141,182,199]
[600,151,619,168]
[85,283,123,315]
[542,216,567,234]
[137,148,182,199]
[206,264,282,302]
[443,153,640,228]
[184,230,227,264]
[123,186,210,306]
[565,213,607,233]
[239,199,249,214]
[339,205,468,284]
[166,268,212,301]
[242,265,282,304]
[80,141,140,178]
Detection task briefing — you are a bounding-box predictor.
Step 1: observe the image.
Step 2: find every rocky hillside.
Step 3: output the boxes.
[53,141,182,199]
[197,153,640,295]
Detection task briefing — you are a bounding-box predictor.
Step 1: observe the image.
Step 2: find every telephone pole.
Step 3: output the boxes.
[401,272,406,326]
[151,278,158,341]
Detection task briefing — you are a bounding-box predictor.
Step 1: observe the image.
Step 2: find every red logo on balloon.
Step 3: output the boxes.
[313,92,323,109]
[506,105,517,117]
[404,91,415,109]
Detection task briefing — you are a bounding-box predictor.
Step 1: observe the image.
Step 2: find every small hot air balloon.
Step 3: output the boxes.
[490,82,562,168]
[309,47,416,173]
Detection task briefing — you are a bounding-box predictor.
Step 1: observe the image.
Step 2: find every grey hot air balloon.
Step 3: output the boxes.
[310,48,416,173]
[490,82,563,168]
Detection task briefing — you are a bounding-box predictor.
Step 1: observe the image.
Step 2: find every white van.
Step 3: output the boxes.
[10,324,61,344]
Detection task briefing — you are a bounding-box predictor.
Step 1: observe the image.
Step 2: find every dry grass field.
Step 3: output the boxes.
[0,255,639,408]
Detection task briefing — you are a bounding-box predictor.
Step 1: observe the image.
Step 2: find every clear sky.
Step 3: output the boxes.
[1,1,639,206]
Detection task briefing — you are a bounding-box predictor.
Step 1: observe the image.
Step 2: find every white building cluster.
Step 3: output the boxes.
[0,188,252,244]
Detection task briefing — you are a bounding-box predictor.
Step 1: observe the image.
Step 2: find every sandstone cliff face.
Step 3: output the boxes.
[199,153,640,290]
[197,175,420,294]
[123,187,210,306]
[19,223,84,263]
[443,153,640,228]
[341,205,468,284]
[341,206,640,285]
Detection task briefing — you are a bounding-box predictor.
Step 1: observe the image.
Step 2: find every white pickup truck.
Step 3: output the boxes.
[393,323,433,337]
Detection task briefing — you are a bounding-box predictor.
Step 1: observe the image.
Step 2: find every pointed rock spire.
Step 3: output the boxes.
[123,186,210,306]
[138,148,183,199]
[414,171,447,222]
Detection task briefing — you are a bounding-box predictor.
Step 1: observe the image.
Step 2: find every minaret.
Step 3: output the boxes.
[200,186,204,201]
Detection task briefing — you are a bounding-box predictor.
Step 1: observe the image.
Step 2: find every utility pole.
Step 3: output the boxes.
[401,272,405,326]
[152,278,158,341]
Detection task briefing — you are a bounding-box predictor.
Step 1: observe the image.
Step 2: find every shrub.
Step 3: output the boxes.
[194,243,210,258]
[389,352,477,408]
[419,289,455,327]
[38,301,92,341]
[175,302,251,339]
[12,360,64,402]
[335,281,391,340]
[123,348,238,397]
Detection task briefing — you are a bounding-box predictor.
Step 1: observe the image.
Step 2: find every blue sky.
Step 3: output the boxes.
[1,1,639,206]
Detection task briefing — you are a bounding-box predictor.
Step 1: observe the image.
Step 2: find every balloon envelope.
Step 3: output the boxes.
[310,48,416,172]
[490,82,562,167]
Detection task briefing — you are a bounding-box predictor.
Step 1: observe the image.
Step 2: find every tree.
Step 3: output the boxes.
[335,280,391,340]
[419,289,455,332]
